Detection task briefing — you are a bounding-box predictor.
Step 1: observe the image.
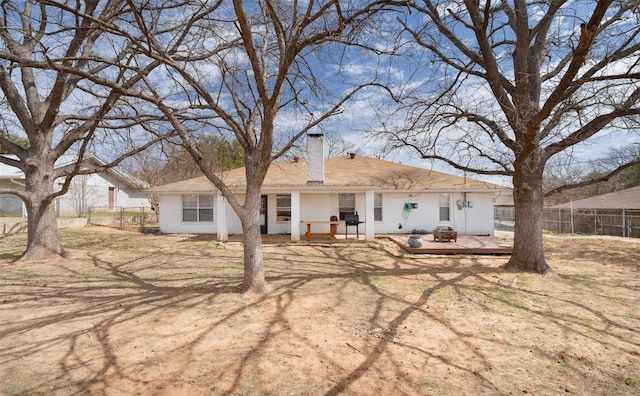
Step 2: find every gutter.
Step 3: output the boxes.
[10,177,25,187]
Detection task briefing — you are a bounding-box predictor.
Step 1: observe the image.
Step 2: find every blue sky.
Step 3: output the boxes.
[276,1,640,188]
[1,0,637,191]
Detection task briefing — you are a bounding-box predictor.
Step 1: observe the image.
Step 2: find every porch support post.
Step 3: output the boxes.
[216,194,228,241]
[290,190,300,241]
[364,190,375,241]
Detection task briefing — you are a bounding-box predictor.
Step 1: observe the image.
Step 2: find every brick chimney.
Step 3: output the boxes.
[306,133,324,185]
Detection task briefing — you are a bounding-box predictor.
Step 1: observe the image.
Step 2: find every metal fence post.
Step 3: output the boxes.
[557,208,561,233]
[570,201,574,234]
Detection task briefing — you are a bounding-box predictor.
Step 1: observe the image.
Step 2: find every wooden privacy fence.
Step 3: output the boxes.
[495,207,640,238]
[543,208,640,238]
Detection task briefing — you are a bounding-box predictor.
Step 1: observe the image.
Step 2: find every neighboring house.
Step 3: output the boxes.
[550,185,640,209]
[0,156,149,217]
[493,190,515,229]
[147,134,509,241]
[494,191,514,208]
[0,158,24,216]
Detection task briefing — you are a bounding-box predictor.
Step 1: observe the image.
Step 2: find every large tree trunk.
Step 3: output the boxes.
[503,158,555,276]
[239,189,269,294]
[19,160,67,261]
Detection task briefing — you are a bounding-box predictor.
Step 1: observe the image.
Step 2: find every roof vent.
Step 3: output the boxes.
[348,152,356,159]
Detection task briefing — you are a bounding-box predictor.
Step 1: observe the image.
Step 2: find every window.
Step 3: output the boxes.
[276,195,291,221]
[439,193,450,221]
[374,193,382,221]
[338,193,355,220]
[182,195,214,222]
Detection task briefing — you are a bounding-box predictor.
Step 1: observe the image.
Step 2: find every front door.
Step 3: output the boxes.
[260,195,268,234]
[108,187,115,210]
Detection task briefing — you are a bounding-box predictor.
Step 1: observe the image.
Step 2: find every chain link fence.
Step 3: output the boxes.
[88,206,157,231]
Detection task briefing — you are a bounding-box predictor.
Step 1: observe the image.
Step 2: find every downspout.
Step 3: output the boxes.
[463,192,468,235]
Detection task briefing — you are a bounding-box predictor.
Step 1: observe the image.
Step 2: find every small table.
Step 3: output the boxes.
[302,221,339,240]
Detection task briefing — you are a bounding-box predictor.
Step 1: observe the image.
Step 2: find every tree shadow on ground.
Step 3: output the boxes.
[0,234,638,395]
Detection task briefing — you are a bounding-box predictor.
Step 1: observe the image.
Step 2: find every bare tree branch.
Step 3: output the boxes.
[545,157,640,197]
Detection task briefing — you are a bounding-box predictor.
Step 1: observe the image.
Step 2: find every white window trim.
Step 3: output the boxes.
[182,194,214,223]
[276,194,292,222]
[338,193,356,220]
[374,193,382,222]
[439,193,451,222]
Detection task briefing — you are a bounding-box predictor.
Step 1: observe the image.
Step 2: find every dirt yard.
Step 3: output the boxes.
[0,227,638,395]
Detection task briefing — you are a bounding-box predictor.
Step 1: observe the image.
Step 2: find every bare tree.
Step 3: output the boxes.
[325,134,358,158]
[68,175,98,217]
[125,0,396,293]
[278,133,358,160]
[383,0,640,275]
[0,0,166,260]
[126,136,245,188]
[544,143,640,204]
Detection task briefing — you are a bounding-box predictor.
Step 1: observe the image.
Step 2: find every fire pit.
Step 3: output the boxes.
[432,226,457,242]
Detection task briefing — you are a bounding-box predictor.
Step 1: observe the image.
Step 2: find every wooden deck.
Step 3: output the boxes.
[180,232,513,255]
[179,233,369,244]
[386,234,513,255]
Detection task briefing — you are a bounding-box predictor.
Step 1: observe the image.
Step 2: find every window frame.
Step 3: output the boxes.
[374,193,382,222]
[182,194,214,223]
[338,193,356,220]
[439,193,450,221]
[276,194,292,222]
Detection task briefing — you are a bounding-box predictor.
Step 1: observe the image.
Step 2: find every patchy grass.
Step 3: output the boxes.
[0,228,638,395]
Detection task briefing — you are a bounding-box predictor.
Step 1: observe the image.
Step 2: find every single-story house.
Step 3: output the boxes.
[0,155,149,217]
[147,134,509,241]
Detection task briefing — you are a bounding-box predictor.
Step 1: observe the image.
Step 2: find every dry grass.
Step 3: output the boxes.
[0,227,638,395]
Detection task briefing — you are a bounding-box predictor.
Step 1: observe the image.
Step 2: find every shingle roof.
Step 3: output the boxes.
[148,156,507,194]
[550,186,640,209]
